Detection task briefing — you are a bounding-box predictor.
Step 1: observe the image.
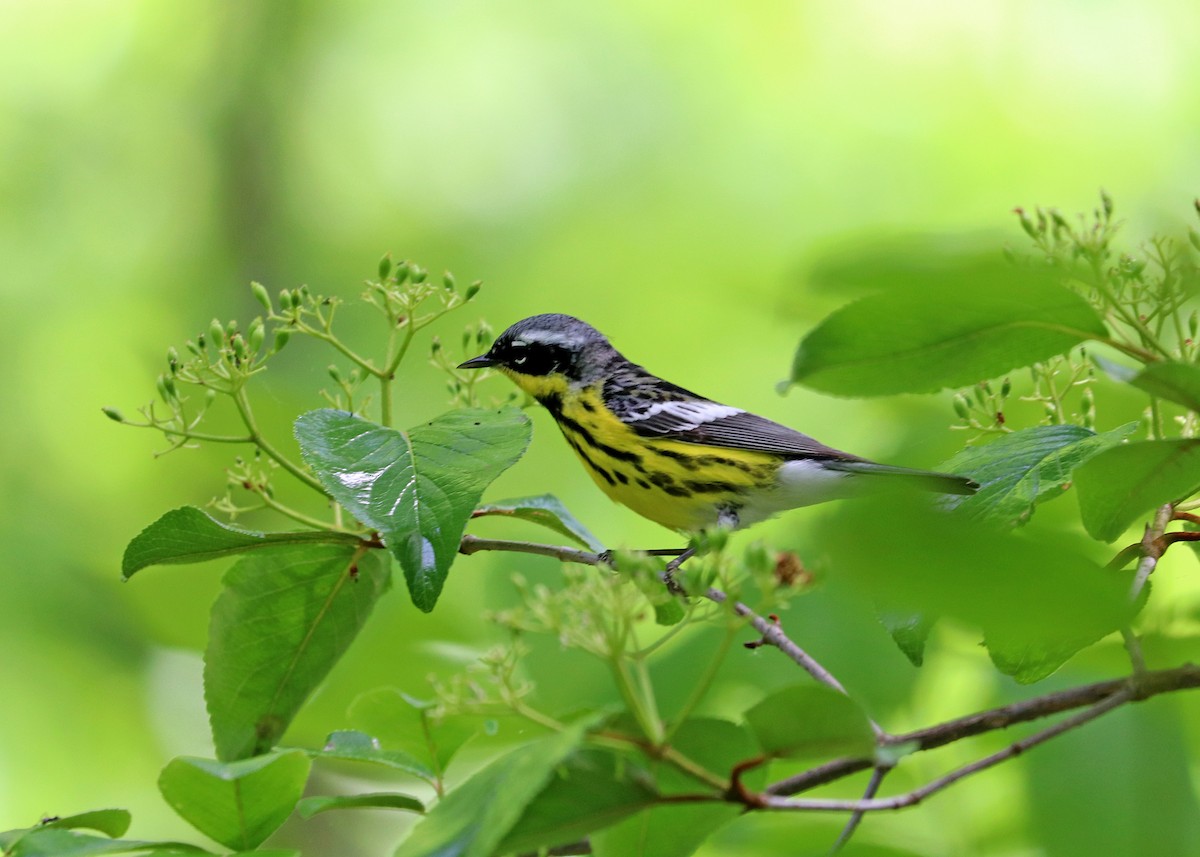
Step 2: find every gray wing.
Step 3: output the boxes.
[622,398,861,461]
[608,378,977,493]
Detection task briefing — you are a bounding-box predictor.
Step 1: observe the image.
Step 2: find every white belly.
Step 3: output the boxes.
[733,459,859,528]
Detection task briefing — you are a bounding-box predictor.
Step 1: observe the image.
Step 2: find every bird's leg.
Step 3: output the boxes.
[596,546,695,595]
[662,546,697,596]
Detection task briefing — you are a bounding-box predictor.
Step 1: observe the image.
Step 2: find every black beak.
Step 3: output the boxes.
[458,354,498,369]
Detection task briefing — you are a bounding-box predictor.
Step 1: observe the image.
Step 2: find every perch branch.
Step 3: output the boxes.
[459,535,854,696]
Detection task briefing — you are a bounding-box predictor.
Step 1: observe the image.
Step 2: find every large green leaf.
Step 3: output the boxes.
[471,493,604,551]
[122,506,360,579]
[393,720,592,857]
[790,265,1106,396]
[593,719,757,857]
[206,545,390,760]
[158,751,311,851]
[1075,440,1200,542]
[941,423,1136,527]
[496,750,659,854]
[743,685,875,760]
[294,407,531,611]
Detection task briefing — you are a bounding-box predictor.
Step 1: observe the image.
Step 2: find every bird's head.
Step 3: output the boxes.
[458,314,618,396]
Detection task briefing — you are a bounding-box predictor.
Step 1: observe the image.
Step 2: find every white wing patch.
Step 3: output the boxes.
[626,400,743,429]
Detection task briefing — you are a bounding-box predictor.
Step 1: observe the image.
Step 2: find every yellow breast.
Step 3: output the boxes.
[506,371,778,532]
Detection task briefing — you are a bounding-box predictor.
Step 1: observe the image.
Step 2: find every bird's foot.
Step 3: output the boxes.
[661,546,697,596]
[596,547,695,596]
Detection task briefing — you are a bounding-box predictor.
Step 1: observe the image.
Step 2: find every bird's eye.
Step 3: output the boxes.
[513,354,528,366]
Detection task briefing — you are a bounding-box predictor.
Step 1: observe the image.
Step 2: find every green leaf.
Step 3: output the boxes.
[825,497,1133,682]
[879,611,935,667]
[941,423,1136,527]
[122,506,360,580]
[2,828,211,856]
[158,751,310,851]
[205,545,390,760]
[984,622,1117,684]
[348,688,477,776]
[744,685,875,760]
[393,720,592,857]
[471,493,604,551]
[790,265,1107,396]
[593,719,757,857]
[1109,358,1200,412]
[294,407,531,611]
[296,793,424,819]
[495,750,659,854]
[309,730,435,782]
[40,810,132,838]
[1075,439,1200,541]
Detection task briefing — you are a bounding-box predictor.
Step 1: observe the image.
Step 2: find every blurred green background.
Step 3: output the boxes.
[3,1,1199,855]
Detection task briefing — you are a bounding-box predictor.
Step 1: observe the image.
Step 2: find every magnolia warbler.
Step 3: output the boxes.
[459,314,976,577]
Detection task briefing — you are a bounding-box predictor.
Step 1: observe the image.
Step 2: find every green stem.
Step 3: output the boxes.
[233,389,324,493]
[257,492,351,533]
[386,324,418,376]
[634,611,699,658]
[513,702,567,732]
[610,655,664,745]
[1043,366,1066,424]
[1149,396,1165,440]
[380,325,417,427]
[658,746,729,791]
[292,320,382,378]
[379,375,393,428]
[663,625,737,743]
[1087,267,1173,360]
[1093,335,1160,364]
[138,425,255,444]
[591,730,728,792]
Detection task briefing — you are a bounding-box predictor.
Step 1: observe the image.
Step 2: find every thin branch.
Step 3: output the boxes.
[830,767,888,853]
[763,689,1132,813]
[1123,502,1174,674]
[766,663,1200,796]
[1131,503,1175,601]
[766,756,872,797]
[459,535,596,565]
[705,586,868,714]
